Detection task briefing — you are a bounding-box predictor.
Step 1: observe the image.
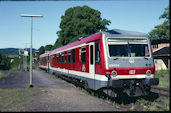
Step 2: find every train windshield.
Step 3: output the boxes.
[108,38,150,58]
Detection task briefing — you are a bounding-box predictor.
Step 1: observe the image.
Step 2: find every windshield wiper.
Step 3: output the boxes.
[144,57,149,60]
[113,57,119,60]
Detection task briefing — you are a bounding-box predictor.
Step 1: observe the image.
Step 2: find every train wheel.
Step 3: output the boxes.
[115,91,125,104]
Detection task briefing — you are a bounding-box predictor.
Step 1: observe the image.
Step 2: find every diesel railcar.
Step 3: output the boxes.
[39,29,159,97]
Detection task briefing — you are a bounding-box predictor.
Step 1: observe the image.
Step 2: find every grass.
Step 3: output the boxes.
[0,87,48,111]
[154,69,170,88]
[10,66,29,72]
[136,97,170,111]
[0,72,3,79]
[136,98,149,106]
[130,69,170,111]
[0,71,6,79]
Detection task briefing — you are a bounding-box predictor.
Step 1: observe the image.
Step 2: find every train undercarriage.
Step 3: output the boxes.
[103,78,159,97]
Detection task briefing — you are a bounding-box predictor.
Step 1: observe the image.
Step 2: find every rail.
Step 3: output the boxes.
[151,86,170,97]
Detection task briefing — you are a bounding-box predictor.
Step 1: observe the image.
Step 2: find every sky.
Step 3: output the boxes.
[0,0,169,50]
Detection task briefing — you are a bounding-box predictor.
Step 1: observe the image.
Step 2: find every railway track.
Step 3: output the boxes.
[103,86,170,111]
[151,86,170,97]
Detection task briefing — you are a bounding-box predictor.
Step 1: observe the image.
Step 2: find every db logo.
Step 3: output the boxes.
[82,64,86,72]
[129,70,135,75]
[129,58,134,64]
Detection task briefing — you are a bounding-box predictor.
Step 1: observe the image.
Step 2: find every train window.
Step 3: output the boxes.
[90,45,94,65]
[68,51,71,63]
[108,38,150,57]
[72,49,76,63]
[59,54,61,63]
[57,54,59,63]
[54,54,56,63]
[60,54,62,63]
[65,52,67,63]
[52,55,55,63]
[62,53,64,63]
[46,56,49,63]
[95,43,100,63]
[81,46,86,63]
[56,54,58,63]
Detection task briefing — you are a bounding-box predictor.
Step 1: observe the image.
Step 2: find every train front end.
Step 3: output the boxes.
[103,30,159,97]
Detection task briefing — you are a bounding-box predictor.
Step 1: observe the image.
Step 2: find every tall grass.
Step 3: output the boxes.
[154,69,170,88]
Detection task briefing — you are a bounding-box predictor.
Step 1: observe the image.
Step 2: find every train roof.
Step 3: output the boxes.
[49,32,102,55]
[39,51,50,58]
[40,32,102,57]
[40,29,149,57]
[102,29,148,38]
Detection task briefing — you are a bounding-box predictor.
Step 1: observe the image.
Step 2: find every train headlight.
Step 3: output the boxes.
[146,70,151,76]
[111,70,117,77]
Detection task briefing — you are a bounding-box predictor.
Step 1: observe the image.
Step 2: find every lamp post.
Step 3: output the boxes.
[24,42,30,71]
[21,14,43,87]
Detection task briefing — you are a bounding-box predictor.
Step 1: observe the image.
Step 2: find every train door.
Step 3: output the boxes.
[47,55,49,72]
[89,42,95,89]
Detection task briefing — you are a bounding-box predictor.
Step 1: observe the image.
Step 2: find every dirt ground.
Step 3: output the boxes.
[0,69,121,111]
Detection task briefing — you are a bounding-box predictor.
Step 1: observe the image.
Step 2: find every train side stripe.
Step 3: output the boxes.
[47,66,154,81]
[49,66,108,81]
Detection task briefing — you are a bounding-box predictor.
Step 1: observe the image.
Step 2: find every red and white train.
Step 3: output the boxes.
[39,29,159,97]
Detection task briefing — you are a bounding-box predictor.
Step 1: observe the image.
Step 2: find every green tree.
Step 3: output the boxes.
[37,46,45,63]
[10,56,24,71]
[38,46,45,56]
[45,44,53,51]
[149,5,170,40]
[0,52,10,70]
[54,5,111,48]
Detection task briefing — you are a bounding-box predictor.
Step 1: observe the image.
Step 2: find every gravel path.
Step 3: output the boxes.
[0,69,121,111]
[0,71,29,89]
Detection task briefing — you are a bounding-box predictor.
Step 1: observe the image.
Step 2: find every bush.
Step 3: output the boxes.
[0,52,10,70]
